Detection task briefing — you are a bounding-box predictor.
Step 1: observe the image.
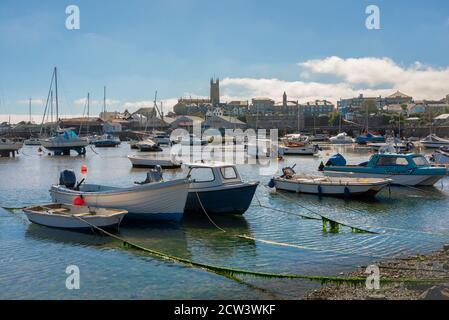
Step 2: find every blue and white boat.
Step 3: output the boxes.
[355,132,385,145]
[184,162,259,215]
[92,134,121,148]
[41,128,89,155]
[319,152,447,186]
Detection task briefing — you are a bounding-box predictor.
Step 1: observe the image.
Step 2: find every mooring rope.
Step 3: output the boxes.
[2,206,446,285]
[195,192,226,233]
[260,186,379,234]
[69,214,448,285]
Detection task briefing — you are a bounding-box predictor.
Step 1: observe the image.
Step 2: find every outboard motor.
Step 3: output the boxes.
[135,165,164,185]
[281,164,296,179]
[59,170,77,189]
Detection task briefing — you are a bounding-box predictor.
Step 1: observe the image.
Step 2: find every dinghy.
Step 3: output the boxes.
[50,170,189,221]
[92,134,121,147]
[128,154,182,168]
[270,166,390,197]
[23,203,127,230]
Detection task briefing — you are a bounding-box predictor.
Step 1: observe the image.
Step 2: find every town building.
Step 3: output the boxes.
[204,115,246,132]
[299,100,334,116]
[385,91,413,105]
[249,97,275,115]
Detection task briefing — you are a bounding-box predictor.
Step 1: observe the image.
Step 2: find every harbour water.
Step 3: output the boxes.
[1,144,449,299]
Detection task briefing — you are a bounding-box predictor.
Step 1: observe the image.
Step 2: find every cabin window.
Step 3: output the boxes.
[412,156,429,166]
[220,166,238,179]
[189,168,215,183]
[376,156,408,166]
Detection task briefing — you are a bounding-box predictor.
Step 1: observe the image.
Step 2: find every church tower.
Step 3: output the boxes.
[283,91,287,107]
[210,78,220,106]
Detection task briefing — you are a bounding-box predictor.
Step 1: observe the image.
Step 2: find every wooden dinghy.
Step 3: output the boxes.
[23,203,128,230]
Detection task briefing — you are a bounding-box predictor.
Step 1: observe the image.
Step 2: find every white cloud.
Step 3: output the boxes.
[220,56,449,103]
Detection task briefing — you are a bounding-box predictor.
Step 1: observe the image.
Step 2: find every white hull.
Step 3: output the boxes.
[323,170,444,186]
[0,142,23,151]
[41,139,89,149]
[24,210,126,229]
[50,179,189,221]
[280,146,317,155]
[128,155,181,168]
[273,177,388,196]
[421,141,449,148]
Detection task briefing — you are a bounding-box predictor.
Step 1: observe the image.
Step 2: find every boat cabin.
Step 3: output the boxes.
[365,153,430,169]
[186,162,243,188]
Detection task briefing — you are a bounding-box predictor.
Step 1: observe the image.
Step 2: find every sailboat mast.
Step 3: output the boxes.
[54,67,59,123]
[87,92,90,135]
[103,86,107,117]
[29,97,31,123]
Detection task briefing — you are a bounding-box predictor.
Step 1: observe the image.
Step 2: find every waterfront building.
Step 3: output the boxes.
[337,94,385,115]
[224,101,249,116]
[299,100,334,116]
[385,91,413,105]
[249,97,275,115]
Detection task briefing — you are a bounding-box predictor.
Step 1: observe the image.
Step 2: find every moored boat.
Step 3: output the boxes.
[420,134,449,148]
[329,132,354,144]
[92,134,121,147]
[23,203,127,230]
[184,162,259,215]
[319,153,447,186]
[50,170,189,221]
[430,147,449,165]
[41,128,89,155]
[0,138,23,152]
[270,165,390,197]
[24,137,41,146]
[137,138,163,152]
[128,154,182,168]
[279,144,320,156]
[355,132,385,145]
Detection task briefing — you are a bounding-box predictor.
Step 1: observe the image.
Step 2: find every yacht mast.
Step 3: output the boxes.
[54,67,59,125]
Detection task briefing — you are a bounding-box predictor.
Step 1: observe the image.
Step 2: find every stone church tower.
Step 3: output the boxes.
[210,78,220,106]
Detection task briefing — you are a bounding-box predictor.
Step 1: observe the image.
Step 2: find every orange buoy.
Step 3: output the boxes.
[81,164,88,173]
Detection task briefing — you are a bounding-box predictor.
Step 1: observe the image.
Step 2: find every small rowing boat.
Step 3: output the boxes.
[269,165,390,197]
[23,203,127,230]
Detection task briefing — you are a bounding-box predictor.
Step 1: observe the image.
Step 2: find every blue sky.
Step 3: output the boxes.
[1,0,449,120]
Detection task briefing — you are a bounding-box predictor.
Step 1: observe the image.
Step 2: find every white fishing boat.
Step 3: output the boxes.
[269,165,390,197]
[137,138,162,152]
[24,137,41,146]
[420,134,449,148]
[128,154,182,168]
[50,170,189,221]
[329,132,354,144]
[23,203,127,230]
[368,138,414,153]
[279,144,320,156]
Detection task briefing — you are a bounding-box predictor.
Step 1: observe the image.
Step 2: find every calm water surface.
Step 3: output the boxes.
[1,144,448,299]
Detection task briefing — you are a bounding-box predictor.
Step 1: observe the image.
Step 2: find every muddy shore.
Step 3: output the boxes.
[306,245,449,300]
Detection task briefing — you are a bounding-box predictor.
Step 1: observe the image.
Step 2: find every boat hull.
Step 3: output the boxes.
[322,170,444,186]
[280,146,317,155]
[93,141,121,147]
[24,211,126,229]
[185,183,259,215]
[273,177,388,196]
[50,179,189,222]
[128,155,181,168]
